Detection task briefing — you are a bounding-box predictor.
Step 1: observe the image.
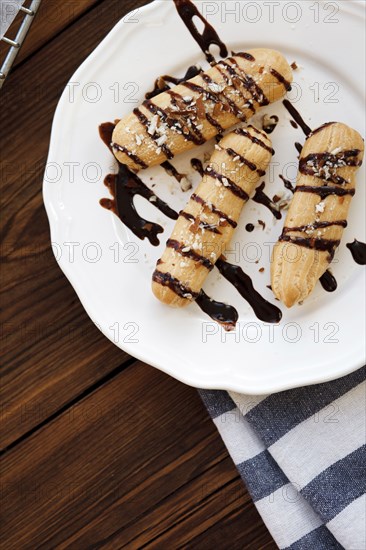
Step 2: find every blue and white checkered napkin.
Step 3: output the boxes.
[200,366,366,549]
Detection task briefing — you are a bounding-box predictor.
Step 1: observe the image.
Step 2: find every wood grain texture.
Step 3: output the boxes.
[0,0,100,70]
[15,0,101,65]
[0,362,275,549]
[0,0,275,546]
[0,0,153,449]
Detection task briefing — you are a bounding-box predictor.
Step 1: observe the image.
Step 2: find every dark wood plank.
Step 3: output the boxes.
[0,0,100,69]
[0,362,275,549]
[0,0,152,448]
[0,199,131,449]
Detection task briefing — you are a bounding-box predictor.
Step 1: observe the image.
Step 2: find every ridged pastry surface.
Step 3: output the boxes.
[152,126,273,307]
[112,49,292,171]
[271,122,364,307]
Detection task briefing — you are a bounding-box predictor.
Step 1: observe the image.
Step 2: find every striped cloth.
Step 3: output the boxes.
[200,366,366,549]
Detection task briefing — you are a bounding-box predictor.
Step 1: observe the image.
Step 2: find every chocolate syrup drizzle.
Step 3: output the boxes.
[98,121,118,152]
[145,65,202,99]
[263,115,279,135]
[199,72,245,120]
[282,220,347,233]
[99,2,364,329]
[101,123,281,327]
[196,290,239,331]
[346,240,366,265]
[99,123,177,246]
[190,193,237,228]
[215,63,254,116]
[161,161,189,187]
[173,0,228,64]
[279,234,340,260]
[205,166,249,202]
[225,147,266,177]
[153,257,282,326]
[216,259,282,323]
[279,174,295,193]
[299,150,361,185]
[111,142,148,169]
[179,211,221,234]
[320,270,337,292]
[235,126,275,154]
[166,239,214,270]
[253,182,282,220]
[152,270,198,299]
[295,185,355,199]
[283,99,311,136]
[191,158,204,176]
[270,68,292,92]
[216,58,270,107]
[111,0,292,177]
[281,101,364,277]
[295,142,303,155]
[126,49,277,172]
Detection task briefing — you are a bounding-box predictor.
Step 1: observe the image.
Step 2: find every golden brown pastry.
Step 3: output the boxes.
[271,122,364,307]
[112,49,292,171]
[152,126,273,307]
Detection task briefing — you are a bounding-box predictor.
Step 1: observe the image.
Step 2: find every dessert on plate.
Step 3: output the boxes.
[111,48,292,171]
[271,122,364,307]
[152,126,273,307]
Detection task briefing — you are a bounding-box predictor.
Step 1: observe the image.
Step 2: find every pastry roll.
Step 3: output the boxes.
[112,48,292,171]
[152,126,273,307]
[271,122,364,307]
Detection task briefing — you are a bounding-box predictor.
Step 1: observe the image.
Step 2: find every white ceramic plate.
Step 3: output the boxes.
[43,0,365,394]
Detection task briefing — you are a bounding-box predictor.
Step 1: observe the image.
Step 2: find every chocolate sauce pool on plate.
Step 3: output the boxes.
[346,239,366,265]
[295,142,303,155]
[319,270,337,292]
[99,123,177,246]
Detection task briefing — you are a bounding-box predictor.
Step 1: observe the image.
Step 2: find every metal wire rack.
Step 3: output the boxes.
[0,0,41,90]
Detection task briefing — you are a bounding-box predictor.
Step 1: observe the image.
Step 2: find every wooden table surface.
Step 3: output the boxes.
[0,1,276,547]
